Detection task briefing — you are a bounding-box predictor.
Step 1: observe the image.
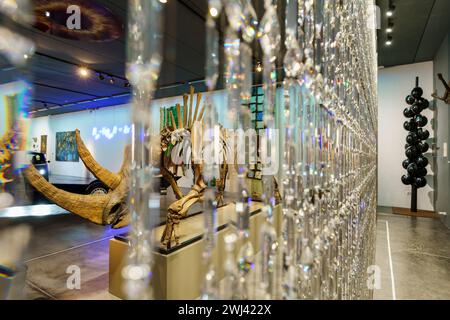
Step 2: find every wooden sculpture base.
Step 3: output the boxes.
[392,207,440,219]
[109,201,281,300]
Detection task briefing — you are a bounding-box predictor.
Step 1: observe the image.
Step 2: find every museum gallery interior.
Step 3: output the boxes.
[0,0,449,301]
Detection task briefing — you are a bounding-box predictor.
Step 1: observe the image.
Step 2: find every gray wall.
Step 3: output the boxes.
[433,34,450,228]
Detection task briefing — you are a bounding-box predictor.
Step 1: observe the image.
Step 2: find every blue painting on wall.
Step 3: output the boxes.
[55,131,79,162]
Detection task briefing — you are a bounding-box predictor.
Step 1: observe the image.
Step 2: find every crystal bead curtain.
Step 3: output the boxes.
[202,0,378,300]
[124,0,378,300]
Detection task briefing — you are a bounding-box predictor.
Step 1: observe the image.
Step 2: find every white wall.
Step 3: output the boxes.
[378,61,435,211]
[28,89,233,181]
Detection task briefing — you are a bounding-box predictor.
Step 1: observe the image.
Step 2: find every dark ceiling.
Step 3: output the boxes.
[0,0,272,118]
[1,0,215,117]
[376,0,450,68]
[1,0,449,118]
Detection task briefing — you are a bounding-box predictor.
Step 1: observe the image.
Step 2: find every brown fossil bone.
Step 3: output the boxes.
[24,87,281,250]
[24,131,131,228]
[432,73,450,104]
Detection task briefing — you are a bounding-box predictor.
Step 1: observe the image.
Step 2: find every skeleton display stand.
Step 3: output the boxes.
[109,201,282,299]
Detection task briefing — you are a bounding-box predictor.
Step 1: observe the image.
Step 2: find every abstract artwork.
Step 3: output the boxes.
[55,131,79,162]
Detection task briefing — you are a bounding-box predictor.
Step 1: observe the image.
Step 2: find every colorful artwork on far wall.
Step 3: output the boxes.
[40,135,47,155]
[55,131,79,162]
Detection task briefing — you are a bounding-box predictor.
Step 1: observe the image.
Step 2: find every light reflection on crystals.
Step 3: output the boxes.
[124,0,378,301]
[124,0,164,300]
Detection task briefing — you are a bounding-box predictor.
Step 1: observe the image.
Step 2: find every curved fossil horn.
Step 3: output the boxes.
[23,165,109,225]
[75,129,122,190]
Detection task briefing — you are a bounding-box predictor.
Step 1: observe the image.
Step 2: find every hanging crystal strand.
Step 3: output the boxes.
[0,0,35,209]
[123,0,164,300]
[223,1,255,299]
[297,99,316,300]
[257,0,281,301]
[279,0,302,300]
[201,0,223,301]
[311,0,324,100]
[222,232,239,299]
[200,98,220,300]
[201,186,219,300]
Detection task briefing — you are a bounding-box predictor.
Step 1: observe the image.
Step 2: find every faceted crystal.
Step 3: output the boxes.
[205,16,219,90]
[258,4,281,62]
[240,0,258,43]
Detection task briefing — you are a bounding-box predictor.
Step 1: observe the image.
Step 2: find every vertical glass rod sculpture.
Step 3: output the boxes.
[122,0,164,300]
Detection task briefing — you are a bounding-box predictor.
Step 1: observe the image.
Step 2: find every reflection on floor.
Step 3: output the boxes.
[0,188,227,300]
[374,211,450,300]
[1,209,126,300]
[1,204,449,300]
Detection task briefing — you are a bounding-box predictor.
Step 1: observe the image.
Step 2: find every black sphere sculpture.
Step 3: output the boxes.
[401,77,430,212]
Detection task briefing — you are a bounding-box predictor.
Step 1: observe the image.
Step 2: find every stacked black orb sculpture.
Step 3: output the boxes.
[401,78,430,211]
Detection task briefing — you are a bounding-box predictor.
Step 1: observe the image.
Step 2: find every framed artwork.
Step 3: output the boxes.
[40,135,47,154]
[55,131,79,162]
[31,137,39,152]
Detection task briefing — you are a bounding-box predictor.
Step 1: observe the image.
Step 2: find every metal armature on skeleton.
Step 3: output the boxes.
[432,73,450,104]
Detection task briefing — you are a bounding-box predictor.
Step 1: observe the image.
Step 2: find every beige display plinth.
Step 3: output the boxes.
[109,202,281,300]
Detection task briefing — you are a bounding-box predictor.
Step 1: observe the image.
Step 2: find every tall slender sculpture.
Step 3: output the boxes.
[401,77,430,212]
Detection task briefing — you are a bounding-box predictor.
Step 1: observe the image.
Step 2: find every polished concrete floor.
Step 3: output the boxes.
[1,205,449,300]
[374,210,450,300]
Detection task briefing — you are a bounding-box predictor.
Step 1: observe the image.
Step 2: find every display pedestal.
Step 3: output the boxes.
[109,201,281,299]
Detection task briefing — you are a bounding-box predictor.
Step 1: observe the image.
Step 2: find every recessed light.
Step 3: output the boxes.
[385,35,393,46]
[387,1,395,17]
[77,66,90,78]
[45,11,50,17]
[159,0,167,3]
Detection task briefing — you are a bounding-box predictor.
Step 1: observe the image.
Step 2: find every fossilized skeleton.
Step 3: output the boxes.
[432,73,450,104]
[24,88,233,248]
[25,87,281,248]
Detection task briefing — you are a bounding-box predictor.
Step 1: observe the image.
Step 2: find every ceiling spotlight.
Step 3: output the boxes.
[386,19,394,33]
[256,62,263,73]
[45,11,50,17]
[98,73,105,81]
[109,77,115,84]
[158,0,167,3]
[385,35,393,46]
[386,1,395,17]
[77,66,90,78]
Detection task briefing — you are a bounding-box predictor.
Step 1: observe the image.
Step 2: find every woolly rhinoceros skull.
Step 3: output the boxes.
[24,129,131,229]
